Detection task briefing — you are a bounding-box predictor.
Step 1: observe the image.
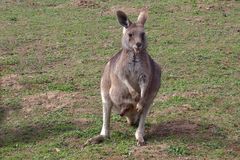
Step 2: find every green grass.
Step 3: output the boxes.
[167,144,190,156]
[0,0,240,159]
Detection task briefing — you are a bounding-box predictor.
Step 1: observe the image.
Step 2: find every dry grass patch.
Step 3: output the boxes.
[101,5,142,16]
[105,156,124,160]
[130,144,170,160]
[167,4,193,13]
[72,118,93,128]
[63,137,83,148]
[21,91,84,114]
[158,104,193,115]
[0,74,23,90]
[156,91,203,102]
[15,40,44,56]
[197,1,237,14]
[72,0,100,8]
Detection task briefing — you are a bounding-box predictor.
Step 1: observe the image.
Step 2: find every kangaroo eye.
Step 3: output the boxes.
[128,33,133,37]
[141,32,145,38]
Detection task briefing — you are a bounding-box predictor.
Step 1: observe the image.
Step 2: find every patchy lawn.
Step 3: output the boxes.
[0,0,239,159]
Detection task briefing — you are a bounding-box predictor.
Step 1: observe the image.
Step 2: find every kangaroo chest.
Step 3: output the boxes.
[127,59,143,77]
[125,56,147,88]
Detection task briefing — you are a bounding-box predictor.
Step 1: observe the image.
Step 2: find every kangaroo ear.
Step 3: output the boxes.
[117,10,132,28]
[137,9,148,25]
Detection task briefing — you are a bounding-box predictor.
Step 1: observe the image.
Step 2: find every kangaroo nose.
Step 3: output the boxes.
[136,42,142,48]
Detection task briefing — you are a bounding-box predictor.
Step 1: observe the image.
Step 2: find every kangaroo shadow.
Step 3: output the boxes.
[0,120,86,147]
[145,120,227,143]
[0,99,23,125]
[0,107,7,125]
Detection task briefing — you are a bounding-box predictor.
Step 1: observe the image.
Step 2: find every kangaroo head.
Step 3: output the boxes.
[117,10,148,53]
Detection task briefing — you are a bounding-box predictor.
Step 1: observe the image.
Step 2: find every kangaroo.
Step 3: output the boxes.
[84,9,161,147]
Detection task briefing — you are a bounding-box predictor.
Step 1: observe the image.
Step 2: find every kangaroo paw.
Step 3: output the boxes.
[136,103,143,112]
[130,91,140,102]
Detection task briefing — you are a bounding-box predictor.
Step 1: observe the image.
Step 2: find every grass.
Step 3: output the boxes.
[167,144,190,156]
[0,0,240,159]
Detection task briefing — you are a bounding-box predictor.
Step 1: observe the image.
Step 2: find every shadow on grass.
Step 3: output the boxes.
[0,121,82,147]
[0,107,7,125]
[146,120,227,143]
[0,97,22,125]
[144,120,240,156]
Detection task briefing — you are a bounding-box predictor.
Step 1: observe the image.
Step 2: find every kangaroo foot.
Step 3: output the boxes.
[137,139,146,146]
[82,135,105,149]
